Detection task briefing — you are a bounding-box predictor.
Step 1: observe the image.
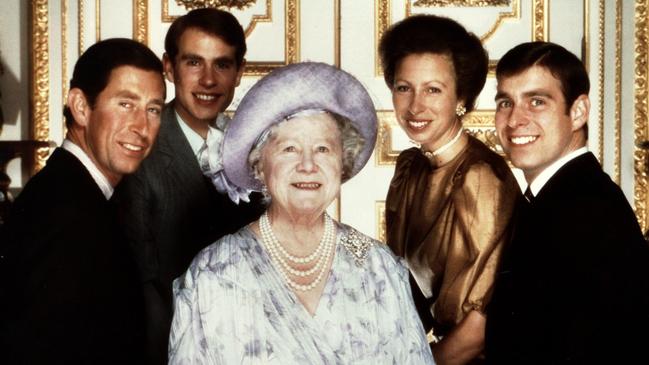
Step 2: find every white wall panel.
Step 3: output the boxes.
[2,0,648,235]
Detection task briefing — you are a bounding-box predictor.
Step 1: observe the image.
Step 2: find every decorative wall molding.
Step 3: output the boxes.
[374,0,390,76]
[598,0,605,162]
[61,0,69,138]
[162,0,272,37]
[376,110,502,166]
[376,201,386,243]
[377,0,524,76]
[159,0,297,76]
[614,0,622,184]
[532,0,547,41]
[412,0,509,6]
[78,0,84,61]
[174,0,257,10]
[31,0,50,173]
[133,0,148,44]
[634,0,648,232]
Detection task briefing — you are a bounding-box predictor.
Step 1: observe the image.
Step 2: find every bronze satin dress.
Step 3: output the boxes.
[386,135,518,337]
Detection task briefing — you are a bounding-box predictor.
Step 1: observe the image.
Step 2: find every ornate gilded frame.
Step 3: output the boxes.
[634,0,649,232]
[155,0,300,76]
[375,0,522,76]
[31,0,50,172]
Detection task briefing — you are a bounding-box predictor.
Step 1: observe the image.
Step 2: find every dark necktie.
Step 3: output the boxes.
[524,187,534,203]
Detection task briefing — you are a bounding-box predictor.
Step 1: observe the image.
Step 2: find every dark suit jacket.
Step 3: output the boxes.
[113,102,264,364]
[0,148,144,364]
[486,152,649,364]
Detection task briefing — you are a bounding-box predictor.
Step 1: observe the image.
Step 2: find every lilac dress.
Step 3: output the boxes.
[169,222,434,364]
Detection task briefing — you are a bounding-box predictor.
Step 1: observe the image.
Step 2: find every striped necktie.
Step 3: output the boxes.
[524,187,534,203]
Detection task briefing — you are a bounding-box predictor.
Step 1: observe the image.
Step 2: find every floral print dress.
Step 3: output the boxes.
[169,222,434,364]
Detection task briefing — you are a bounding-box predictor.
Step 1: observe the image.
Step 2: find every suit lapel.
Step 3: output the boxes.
[156,103,214,197]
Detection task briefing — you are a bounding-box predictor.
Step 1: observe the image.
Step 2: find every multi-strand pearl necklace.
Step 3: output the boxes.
[259,211,335,291]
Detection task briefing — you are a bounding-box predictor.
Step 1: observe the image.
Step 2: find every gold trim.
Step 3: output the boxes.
[162,0,171,21]
[376,111,401,165]
[243,0,272,37]
[615,0,622,184]
[407,0,520,44]
[412,0,509,5]
[598,0,605,162]
[31,0,51,173]
[174,0,257,10]
[162,0,273,38]
[633,0,648,231]
[78,0,84,54]
[479,0,519,43]
[334,0,340,68]
[133,0,148,44]
[162,1,297,76]
[375,0,390,76]
[62,0,68,137]
[96,0,101,42]
[376,110,501,165]
[384,1,519,76]
[376,201,386,243]
[532,0,548,41]
[583,0,590,71]
[245,0,299,75]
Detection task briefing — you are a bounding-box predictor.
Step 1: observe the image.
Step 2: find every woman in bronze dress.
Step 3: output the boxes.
[379,15,518,364]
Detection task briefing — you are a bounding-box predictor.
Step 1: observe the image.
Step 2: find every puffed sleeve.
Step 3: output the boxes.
[442,160,518,318]
[386,148,430,256]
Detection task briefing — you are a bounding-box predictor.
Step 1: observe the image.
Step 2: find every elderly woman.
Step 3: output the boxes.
[168,62,433,364]
[379,15,519,364]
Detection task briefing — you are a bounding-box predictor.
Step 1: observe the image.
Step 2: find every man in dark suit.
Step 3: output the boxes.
[113,9,264,364]
[0,38,165,363]
[486,41,649,364]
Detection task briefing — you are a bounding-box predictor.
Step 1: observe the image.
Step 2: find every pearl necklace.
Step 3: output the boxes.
[259,212,335,291]
[422,128,464,159]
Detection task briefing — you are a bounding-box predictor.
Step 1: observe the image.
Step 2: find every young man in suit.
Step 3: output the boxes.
[114,8,264,364]
[0,38,165,363]
[486,41,649,364]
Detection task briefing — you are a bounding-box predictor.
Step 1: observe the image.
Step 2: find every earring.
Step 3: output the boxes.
[455,105,466,117]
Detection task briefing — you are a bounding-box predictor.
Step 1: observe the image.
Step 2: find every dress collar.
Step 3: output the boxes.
[421,130,469,167]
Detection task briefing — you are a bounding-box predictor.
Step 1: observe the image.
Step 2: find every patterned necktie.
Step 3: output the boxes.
[197,141,210,174]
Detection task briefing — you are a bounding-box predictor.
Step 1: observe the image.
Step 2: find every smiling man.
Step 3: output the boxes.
[485,42,649,364]
[113,8,264,364]
[0,38,165,363]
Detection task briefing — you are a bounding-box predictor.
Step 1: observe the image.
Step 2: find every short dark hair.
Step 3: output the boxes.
[496,41,590,113]
[378,14,488,113]
[63,38,164,127]
[164,8,246,68]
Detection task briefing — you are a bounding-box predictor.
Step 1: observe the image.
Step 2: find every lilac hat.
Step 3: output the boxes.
[223,62,377,191]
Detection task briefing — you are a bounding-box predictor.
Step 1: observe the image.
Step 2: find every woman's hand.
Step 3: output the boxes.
[431,310,485,365]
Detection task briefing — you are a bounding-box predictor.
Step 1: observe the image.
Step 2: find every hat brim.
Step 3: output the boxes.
[223,62,377,191]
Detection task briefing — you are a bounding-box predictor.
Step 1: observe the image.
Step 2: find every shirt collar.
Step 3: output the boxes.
[176,111,207,156]
[527,146,588,196]
[176,111,229,157]
[62,139,114,199]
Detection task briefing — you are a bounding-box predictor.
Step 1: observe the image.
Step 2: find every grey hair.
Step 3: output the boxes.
[247,111,365,190]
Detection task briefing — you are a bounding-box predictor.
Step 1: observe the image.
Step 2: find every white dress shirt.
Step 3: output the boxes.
[526,146,589,197]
